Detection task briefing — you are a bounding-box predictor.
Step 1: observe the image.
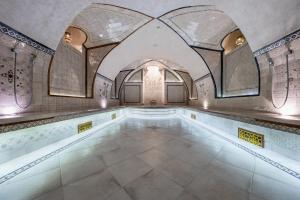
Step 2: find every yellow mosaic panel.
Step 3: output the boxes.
[191,113,197,120]
[78,121,92,133]
[111,113,117,120]
[238,128,264,148]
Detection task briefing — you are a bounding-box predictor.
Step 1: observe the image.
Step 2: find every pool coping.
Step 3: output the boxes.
[1,106,300,135]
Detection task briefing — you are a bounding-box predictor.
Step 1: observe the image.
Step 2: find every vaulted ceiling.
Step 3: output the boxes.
[98,19,210,80]
[71,4,152,48]
[1,0,299,51]
[1,0,299,81]
[160,6,237,50]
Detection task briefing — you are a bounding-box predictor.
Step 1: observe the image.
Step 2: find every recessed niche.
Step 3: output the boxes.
[64,27,87,53]
[222,29,247,55]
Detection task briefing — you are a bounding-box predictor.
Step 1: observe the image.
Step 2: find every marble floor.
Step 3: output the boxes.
[0,118,300,200]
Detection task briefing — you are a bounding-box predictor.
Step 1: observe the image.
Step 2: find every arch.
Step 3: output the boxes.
[117,59,188,99]
[97,19,210,80]
[117,60,190,105]
[48,3,153,98]
[158,6,260,98]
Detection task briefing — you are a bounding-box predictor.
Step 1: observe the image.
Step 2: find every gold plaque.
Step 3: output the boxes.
[78,121,92,133]
[111,113,117,120]
[191,113,196,120]
[238,128,264,148]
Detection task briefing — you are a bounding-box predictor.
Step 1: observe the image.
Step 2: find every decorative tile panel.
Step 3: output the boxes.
[0,21,55,55]
[254,29,300,57]
[0,109,122,164]
[0,38,34,110]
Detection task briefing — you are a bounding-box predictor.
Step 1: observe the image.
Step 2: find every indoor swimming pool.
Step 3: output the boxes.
[0,108,300,200]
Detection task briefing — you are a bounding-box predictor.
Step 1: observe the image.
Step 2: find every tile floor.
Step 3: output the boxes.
[0,118,300,200]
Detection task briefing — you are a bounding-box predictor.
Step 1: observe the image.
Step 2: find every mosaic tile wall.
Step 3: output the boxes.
[0,31,118,115]
[256,37,300,115]
[191,36,300,115]
[223,44,259,96]
[111,70,133,99]
[94,74,114,107]
[49,39,86,97]
[193,48,222,97]
[182,108,300,161]
[175,70,197,99]
[0,33,36,113]
[0,109,123,164]
[86,44,118,97]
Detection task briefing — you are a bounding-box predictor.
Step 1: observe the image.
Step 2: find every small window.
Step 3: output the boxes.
[64,27,87,53]
[222,29,247,55]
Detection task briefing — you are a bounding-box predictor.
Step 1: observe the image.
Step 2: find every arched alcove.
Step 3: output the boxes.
[115,60,190,105]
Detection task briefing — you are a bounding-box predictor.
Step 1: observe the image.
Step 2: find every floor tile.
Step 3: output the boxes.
[156,158,201,186]
[106,188,132,200]
[61,155,106,185]
[63,170,121,200]
[175,192,202,200]
[34,187,64,200]
[137,148,172,167]
[0,168,61,200]
[215,148,256,172]
[251,174,300,200]
[2,117,300,200]
[124,170,183,200]
[101,147,134,166]
[108,157,152,186]
[156,139,194,157]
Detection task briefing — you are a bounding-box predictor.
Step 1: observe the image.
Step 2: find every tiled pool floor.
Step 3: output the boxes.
[0,118,299,200]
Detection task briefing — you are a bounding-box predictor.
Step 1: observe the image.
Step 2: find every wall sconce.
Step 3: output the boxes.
[64,32,72,43]
[235,36,245,46]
